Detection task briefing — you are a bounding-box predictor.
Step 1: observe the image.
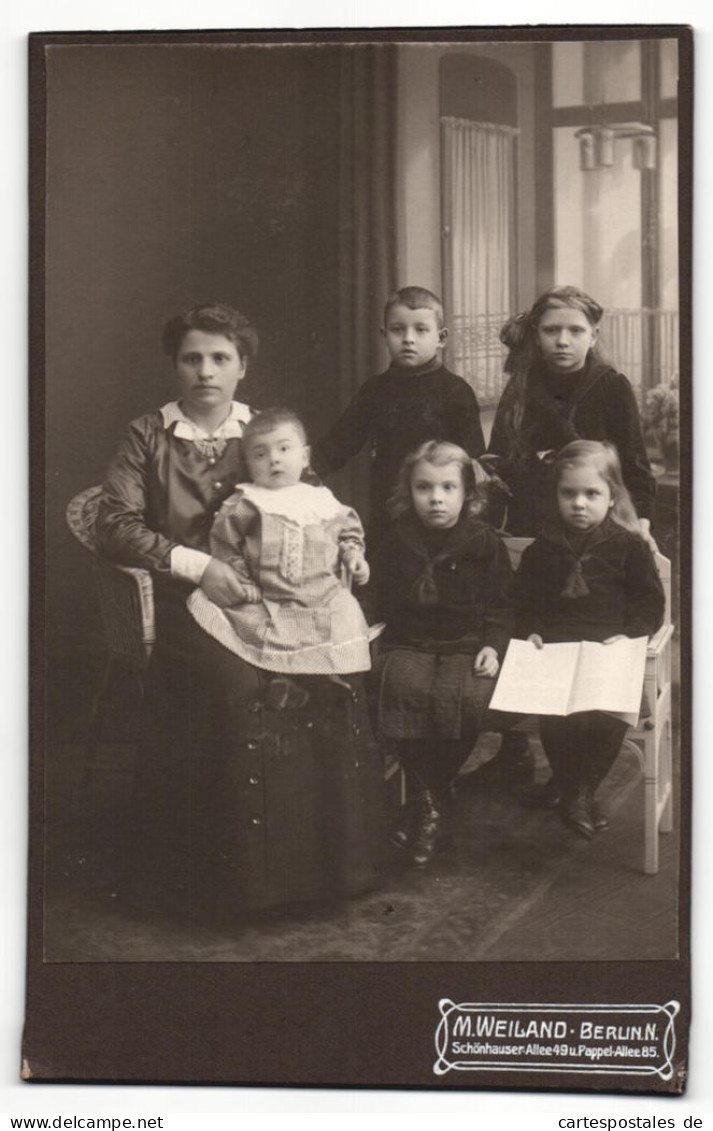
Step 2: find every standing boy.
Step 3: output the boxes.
[314,285,534,787]
[312,286,485,544]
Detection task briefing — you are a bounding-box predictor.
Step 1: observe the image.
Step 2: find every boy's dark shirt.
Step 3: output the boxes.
[312,357,485,538]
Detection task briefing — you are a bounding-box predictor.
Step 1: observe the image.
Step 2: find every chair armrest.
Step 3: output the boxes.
[115,564,156,648]
[647,623,674,657]
[93,557,156,656]
[67,486,156,661]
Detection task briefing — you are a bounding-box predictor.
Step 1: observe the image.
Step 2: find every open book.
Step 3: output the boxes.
[489,636,648,725]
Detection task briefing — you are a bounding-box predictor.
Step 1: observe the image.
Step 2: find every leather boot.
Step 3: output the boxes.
[523,775,563,809]
[538,719,570,806]
[390,806,414,850]
[388,763,422,850]
[583,738,621,831]
[558,785,595,839]
[495,731,537,789]
[585,783,610,830]
[410,790,441,867]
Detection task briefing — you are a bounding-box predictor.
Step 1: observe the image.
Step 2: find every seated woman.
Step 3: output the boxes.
[95,304,384,917]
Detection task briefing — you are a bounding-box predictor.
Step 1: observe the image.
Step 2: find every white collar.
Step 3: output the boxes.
[160,400,252,440]
[237,482,344,525]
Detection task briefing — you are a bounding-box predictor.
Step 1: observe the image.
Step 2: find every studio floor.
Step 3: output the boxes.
[43,719,681,964]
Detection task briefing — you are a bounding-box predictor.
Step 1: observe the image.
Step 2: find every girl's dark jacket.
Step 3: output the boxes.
[515,515,665,644]
[367,512,514,658]
[487,357,655,535]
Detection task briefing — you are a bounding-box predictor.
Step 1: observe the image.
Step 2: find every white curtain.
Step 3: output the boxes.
[441,116,517,403]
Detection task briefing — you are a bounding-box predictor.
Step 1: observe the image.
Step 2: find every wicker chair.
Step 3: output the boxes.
[65,487,155,788]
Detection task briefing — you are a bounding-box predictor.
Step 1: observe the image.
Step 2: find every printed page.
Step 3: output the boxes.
[567,636,648,716]
[489,639,580,716]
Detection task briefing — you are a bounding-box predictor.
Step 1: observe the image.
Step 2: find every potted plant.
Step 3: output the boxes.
[643,380,679,473]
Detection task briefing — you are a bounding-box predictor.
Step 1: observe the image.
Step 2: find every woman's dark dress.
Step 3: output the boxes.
[95,407,384,912]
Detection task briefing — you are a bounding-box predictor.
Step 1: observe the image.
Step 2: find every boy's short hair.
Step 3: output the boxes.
[242,407,308,451]
[383,286,445,329]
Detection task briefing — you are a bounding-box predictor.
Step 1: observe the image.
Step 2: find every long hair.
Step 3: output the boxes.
[498,286,605,460]
[387,440,487,521]
[554,440,641,535]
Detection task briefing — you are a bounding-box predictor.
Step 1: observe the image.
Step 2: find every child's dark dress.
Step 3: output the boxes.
[515,515,665,802]
[515,515,664,646]
[488,358,655,536]
[370,512,514,790]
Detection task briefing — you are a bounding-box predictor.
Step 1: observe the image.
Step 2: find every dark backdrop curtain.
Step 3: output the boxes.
[334,44,398,523]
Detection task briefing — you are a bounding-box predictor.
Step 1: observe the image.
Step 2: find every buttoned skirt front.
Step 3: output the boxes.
[133,584,385,913]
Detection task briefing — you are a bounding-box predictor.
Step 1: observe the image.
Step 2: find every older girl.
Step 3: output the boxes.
[369,441,514,867]
[515,441,664,838]
[488,286,656,547]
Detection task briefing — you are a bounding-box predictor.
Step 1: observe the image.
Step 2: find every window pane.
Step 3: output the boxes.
[554,125,645,398]
[585,41,641,104]
[554,126,642,309]
[658,117,679,388]
[660,39,678,100]
[552,42,584,108]
[553,41,641,107]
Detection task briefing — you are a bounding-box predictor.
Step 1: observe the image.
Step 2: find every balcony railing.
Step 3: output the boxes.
[448,312,510,406]
[449,308,679,407]
[599,308,679,405]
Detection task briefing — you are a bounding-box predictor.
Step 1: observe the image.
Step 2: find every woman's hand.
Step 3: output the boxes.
[474,646,499,678]
[638,518,659,554]
[345,554,370,586]
[603,634,627,645]
[527,633,544,650]
[200,558,261,607]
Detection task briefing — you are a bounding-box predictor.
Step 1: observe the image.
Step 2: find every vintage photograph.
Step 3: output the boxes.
[37,29,686,982]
